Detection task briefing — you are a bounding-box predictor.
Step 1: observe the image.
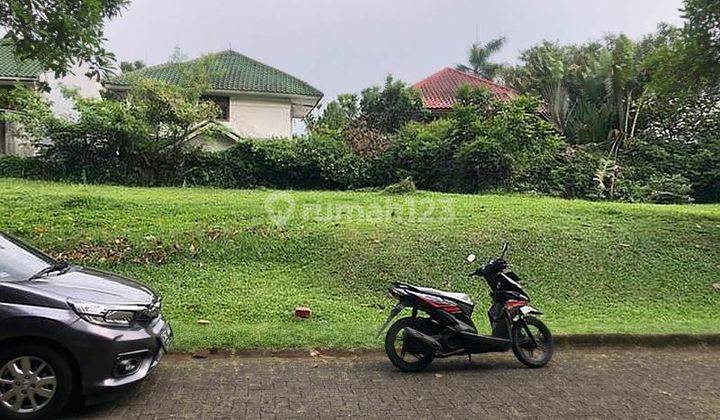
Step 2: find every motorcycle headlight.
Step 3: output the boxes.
[68,299,140,327]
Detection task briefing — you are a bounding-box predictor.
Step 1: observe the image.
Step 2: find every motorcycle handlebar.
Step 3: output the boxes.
[470,258,509,277]
[468,243,510,277]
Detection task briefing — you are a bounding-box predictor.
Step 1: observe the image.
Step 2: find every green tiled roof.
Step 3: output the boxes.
[0,40,44,79]
[107,50,322,97]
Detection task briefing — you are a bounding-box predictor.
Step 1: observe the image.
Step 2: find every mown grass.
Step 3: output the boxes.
[1,178,719,351]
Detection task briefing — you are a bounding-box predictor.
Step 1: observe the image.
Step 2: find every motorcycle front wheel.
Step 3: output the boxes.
[384,317,434,372]
[511,316,554,368]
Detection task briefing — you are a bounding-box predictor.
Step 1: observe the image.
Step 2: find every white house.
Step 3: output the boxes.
[103,50,323,151]
[0,46,323,156]
[0,40,102,156]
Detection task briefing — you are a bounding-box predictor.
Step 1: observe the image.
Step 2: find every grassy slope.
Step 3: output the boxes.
[1,179,719,351]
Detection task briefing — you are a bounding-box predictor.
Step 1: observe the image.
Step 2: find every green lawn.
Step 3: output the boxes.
[1,178,719,351]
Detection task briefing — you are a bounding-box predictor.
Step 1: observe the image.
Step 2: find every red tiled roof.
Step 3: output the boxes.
[413,67,517,110]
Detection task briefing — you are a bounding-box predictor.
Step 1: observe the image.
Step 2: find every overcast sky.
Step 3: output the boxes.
[104,0,685,101]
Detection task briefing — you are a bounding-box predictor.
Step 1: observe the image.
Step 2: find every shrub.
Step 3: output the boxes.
[250,135,361,189]
[381,176,417,195]
[0,155,45,179]
[691,137,720,203]
[342,120,391,159]
[360,75,428,134]
[0,78,219,186]
[307,75,427,136]
[384,119,457,190]
[385,89,565,193]
[546,146,604,199]
[180,135,363,190]
[180,147,253,189]
[630,174,695,204]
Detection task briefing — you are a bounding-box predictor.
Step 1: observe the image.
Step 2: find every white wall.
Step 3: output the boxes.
[41,64,102,119]
[0,65,102,156]
[225,95,293,139]
[2,122,37,157]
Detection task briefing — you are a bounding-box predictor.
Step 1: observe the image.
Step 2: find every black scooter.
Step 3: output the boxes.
[379,243,553,371]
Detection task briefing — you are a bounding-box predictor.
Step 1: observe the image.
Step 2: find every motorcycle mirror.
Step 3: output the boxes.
[500,242,509,259]
[466,254,477,263]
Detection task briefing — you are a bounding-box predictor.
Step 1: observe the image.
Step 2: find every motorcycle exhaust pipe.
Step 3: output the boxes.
[404,328,442,352]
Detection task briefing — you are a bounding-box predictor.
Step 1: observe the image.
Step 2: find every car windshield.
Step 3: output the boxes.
[0,234,58,282]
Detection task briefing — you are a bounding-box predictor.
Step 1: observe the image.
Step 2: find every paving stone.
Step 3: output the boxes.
[65,347,719,419]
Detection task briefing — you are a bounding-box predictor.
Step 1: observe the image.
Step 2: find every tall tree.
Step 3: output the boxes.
[305,93,360,133]
[359,75,426,133]
[683,0,720,63]
[456,37,507,80]
[680,0,720,88]
[0,0,129,76]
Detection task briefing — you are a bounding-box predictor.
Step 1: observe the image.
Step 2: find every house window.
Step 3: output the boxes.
[201,95,230,121]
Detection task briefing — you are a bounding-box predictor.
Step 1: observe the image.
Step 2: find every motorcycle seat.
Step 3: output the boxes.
[412,285,474,306]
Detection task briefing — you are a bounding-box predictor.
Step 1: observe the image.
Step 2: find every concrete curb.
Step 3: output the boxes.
[554,333,720,348]
[178,334,720,358]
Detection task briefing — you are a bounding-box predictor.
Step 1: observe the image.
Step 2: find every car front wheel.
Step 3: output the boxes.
[0,344,74,420]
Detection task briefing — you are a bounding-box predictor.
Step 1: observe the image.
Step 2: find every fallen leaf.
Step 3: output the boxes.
[619,243,631,248]
[712,283,720,291]
[434,373,443,378]
[310,349,324,358]
[197,319,211,325]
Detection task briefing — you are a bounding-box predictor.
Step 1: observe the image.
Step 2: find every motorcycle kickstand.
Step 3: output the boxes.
[467,353,472,363]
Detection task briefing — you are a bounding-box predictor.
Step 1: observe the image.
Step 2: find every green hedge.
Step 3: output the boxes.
[180,135,367,190]
[0,155,46,179]
[3,134,714,203]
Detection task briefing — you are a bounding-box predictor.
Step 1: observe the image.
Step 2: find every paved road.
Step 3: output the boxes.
[66,347,719,419]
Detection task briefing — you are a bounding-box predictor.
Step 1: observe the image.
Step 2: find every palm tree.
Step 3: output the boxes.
[456,37,507,80]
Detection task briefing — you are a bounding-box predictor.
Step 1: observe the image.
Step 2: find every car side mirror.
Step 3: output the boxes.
[466,254,477,263]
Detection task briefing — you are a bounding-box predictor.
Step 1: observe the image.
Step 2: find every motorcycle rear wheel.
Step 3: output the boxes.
[384,317,434,372]
[511,316,554,368]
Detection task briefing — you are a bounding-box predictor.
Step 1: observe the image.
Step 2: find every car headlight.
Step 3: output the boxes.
[68,299,142,327]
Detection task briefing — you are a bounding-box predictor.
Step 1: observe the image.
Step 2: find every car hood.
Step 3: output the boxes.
[18,266,156,306]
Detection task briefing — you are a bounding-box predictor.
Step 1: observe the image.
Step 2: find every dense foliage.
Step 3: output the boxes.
[385,87,563,193]
[306,75,427,136]
[0,0,129,76]
[493,1,720,203]
[0,0,717,203]
[1,79,220,185]
[0,81,569,195]
[1,80,716,202]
